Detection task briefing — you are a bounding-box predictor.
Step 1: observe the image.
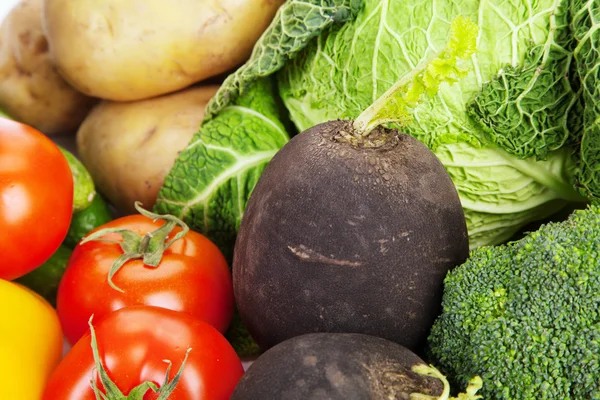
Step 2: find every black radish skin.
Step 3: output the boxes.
[230,332,444,400]
[233,120,469,351]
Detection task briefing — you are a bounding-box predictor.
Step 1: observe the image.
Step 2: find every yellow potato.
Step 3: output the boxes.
[77,85,220,214]
[0,0,97,134]
[43,0,284,102]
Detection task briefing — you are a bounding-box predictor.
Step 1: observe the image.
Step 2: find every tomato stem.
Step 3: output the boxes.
[88,315,192,400]
[80,202,190,292]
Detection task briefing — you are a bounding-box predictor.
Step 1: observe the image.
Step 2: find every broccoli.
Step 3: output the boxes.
[427,205,600,399]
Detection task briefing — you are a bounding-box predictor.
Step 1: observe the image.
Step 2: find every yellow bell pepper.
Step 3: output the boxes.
[1,279,63,399]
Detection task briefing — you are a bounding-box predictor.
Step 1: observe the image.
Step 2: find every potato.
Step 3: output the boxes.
[76,85,220,214]
[43,0,284,102]
[0,0,97,135]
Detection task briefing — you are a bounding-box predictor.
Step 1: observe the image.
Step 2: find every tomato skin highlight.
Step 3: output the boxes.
[43,306,245,400]
[57,214,235,345]
[0,118,73,280]
[0,279,64,400]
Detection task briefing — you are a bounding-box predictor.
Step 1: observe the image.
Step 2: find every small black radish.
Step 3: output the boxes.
[230,333,483,400]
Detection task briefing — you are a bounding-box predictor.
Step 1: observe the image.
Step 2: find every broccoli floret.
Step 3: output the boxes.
[428,205,600,399]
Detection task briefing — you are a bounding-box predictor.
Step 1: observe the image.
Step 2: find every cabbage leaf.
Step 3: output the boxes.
[154,78,288,259]
[204,0,364,120]
[571,0,600,201]
[467,1,582,160]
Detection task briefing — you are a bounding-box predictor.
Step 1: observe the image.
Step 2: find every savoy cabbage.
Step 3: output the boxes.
[277,0,588,248]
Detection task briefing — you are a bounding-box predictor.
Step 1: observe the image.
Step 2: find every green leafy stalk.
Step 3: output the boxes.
[352,16,478,136]
[81,202,189,292]
[410,364,483,400]
[88,316,191,400]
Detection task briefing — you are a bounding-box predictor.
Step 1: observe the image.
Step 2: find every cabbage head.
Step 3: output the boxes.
[278,0,587,248]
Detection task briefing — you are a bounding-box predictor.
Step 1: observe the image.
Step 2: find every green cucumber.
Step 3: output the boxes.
[59,147,96,213]
[64,193,113,248]
[15,245,72,307]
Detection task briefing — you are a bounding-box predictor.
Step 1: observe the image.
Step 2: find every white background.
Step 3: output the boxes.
[0,1,17,22]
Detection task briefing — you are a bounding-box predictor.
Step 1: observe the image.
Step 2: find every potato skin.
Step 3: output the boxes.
[233,121,469,351]
[76,85,220,214]
[43,0,284,101]
[231,333,444,400]
[0,0,97,134]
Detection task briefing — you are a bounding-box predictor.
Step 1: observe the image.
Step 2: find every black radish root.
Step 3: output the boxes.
[232,120,469,351]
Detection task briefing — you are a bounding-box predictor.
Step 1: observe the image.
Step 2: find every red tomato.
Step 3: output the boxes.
[0,118,73,280]
[44,306,245,400]
[57,213,234,345]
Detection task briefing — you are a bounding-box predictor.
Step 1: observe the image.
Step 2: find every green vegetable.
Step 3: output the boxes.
[64,193,113,248]
[15,195,111,307]
[427,205,600,399]
[571,0,600,201]
[154,78,289,261]
[352,15,478,135]
[277,0,587,248]
[466,0,580,161]
[225,308,261,359]
[204,0,364,120]
[59,146,96,213]
[15,194,112,305]
[15,245,71,307]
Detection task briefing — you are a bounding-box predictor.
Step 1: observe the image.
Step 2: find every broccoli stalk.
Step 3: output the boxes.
[410,364,483,400]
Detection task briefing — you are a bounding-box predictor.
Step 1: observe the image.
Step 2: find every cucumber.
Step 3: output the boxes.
[59,146,96,213]
[64,193,113,248]
[15,245,72,307]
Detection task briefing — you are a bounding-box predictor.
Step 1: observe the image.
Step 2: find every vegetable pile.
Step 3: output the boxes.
[1,0,600,398]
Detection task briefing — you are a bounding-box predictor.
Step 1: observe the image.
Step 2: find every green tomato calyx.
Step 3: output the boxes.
[87,315,191,400]
[80,201,190,293]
